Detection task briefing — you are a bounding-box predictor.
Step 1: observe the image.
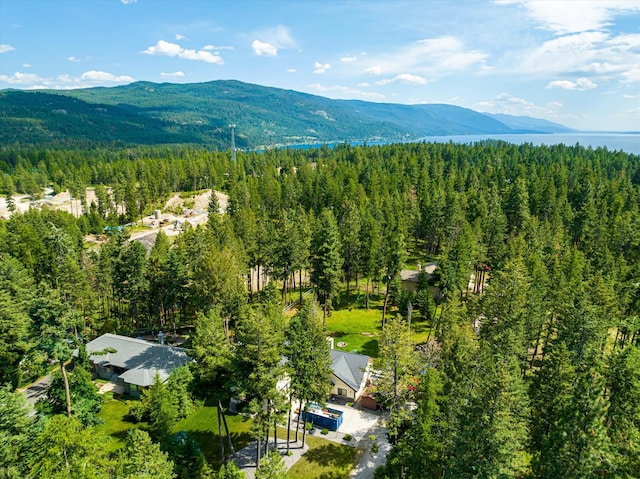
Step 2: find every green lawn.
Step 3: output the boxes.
[172,400,254,466]
[325,302,432,358]
[288,435,360,479]
[95,399,147,453]
[96,397,253,466]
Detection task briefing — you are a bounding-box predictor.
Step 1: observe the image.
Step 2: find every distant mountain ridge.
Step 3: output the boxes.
[0,80,574,149]
[485,113,575,133]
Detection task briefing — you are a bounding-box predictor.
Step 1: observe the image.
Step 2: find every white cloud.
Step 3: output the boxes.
[341,56,358,63]
[547,77,597,90]
[22,63,31,68]
[68,56,80,62]
[144,40,182,56]
[202,45,234,51]
[515,30,640,85]
[160,71,185,78]
[143,40,223,64]
[475,92,562,118]
[258,25,297,49]
[376,73,428,85]
[313,62,331,74]
[180,49,221,62]
[121,0,137,4]
[622,66,640,83]
[252,40,278,56]
[363,65,382,75]
[359,36,487,79]
[308,83,385,99]
[0,70,134,89]
[0,44,15,54]
[0,71,45,85]
[80,71,135,83]
[175,34,188,41]
[504,0,640,35]
[251,25,296,57]
[287,69,297,73]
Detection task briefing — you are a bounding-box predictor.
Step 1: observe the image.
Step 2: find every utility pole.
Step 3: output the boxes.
[229,124,236,162]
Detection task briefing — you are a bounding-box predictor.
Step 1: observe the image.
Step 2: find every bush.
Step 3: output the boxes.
[369,434,377,441]
[321,428,329,435]
[305,422,313,431]
[128,400,147,422]
[371,442,379,454]
[343,434,353,441]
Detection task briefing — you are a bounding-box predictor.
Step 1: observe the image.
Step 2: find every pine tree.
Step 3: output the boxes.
[146,372,179,441]
[116,429,176,479]
[255,450,287,479]
[445,350,530,478]
[191,308,232,388]
[531,343,613,478]
[339,201,362,306]
[30,415,111,479]
[377,316,420,440]
[607,345,640,478]
[310,209,343,321]
[233,303,285,463]
[381,368,446,478]
[285,300,332,447]
[0,384,35,479]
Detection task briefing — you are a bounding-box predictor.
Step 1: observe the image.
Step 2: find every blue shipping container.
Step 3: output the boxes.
[302,404,344,431]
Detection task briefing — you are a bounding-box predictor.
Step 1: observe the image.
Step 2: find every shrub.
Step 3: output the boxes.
[343,434,353,441]
[369,434,377,441]
[321,428,329,435]
[371,442,379,454]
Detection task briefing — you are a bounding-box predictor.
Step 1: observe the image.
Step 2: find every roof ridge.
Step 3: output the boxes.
[99,333,185,351]
[101,333,153,346]
[331,349,369,359]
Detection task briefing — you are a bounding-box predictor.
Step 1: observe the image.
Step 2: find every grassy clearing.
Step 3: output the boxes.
[288,435,360,479]
[96,397,253,466]
[172,401,254,466]
[325,300,432,358]
[95,399,146,453]
[326,307,383,357]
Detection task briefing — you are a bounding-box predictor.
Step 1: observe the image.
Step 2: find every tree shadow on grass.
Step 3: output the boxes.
[328,330,347,339]
[360,339,378,358]
[185,429,253,467]
[298,442,357,479]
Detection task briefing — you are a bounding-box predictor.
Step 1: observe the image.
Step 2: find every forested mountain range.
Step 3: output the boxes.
[0,80,573,149]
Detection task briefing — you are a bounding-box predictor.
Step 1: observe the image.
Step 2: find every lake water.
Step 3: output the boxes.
[417,133,640,155]
[282,133,640,155]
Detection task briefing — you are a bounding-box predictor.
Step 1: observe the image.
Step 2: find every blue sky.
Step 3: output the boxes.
[1,0,640,131]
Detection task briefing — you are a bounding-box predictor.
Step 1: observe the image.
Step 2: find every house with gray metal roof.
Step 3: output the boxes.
[329,349,371,400]
[84,333,191,398]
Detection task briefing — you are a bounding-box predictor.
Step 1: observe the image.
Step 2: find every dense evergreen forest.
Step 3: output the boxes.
[1,140,639,478]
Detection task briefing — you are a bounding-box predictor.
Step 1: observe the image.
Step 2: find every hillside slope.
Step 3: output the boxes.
[0,80,573,148]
